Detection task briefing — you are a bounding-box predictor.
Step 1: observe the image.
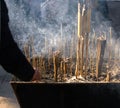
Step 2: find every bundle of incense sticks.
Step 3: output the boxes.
[21,1,120,82]
[76,1,91,78]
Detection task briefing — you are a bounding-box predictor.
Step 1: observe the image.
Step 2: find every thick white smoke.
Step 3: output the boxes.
[4,0,119,57]
[4,0,77,55]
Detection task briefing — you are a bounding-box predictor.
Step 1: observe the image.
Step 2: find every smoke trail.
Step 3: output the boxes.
[5,0,77,55]
[4,0,119,57]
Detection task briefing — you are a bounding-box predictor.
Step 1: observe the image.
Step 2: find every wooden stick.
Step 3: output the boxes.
[106,72,110,82]
[63,61,67,80]
[45,35,47,54]
[70,37,74,76]
[106,64,110,82]
[96,37,106,79]
[38,56,42,79]
[80,36,84,77]
[42,56,46,77]
[109,27,112,62]
[75,37,80,78]
[75,2,82,78]
[53,54,57,82]
[85,34,89,78]
[86,7,91,33]
[60,61,63,81]
[77,2,81,37]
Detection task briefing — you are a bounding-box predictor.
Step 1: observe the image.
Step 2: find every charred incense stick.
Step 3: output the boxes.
[60,61,63,81]
[92,32,96,76]
[75,2,82,78]
[38,56,42,79]
[96,37,106,79]
[63,61,67,80]
[70,37,74,75]
[109,27,112,62]
[85,34,89,78]
[80,36,84,77]
[86,7,91,33]
[75,37,81,78]
[85,0,91,78]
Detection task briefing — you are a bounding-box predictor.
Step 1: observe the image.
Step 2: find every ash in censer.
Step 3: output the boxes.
[6,0,120,83]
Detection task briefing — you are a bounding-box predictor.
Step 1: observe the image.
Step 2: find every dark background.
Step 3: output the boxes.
[107,1,120,38]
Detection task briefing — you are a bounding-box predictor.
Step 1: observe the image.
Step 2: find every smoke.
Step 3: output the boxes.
[4,0,119,57]
[4,0,76,55]
[3,1,120,95]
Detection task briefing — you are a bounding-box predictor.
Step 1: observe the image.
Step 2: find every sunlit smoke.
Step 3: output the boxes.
[4,0,120,82]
